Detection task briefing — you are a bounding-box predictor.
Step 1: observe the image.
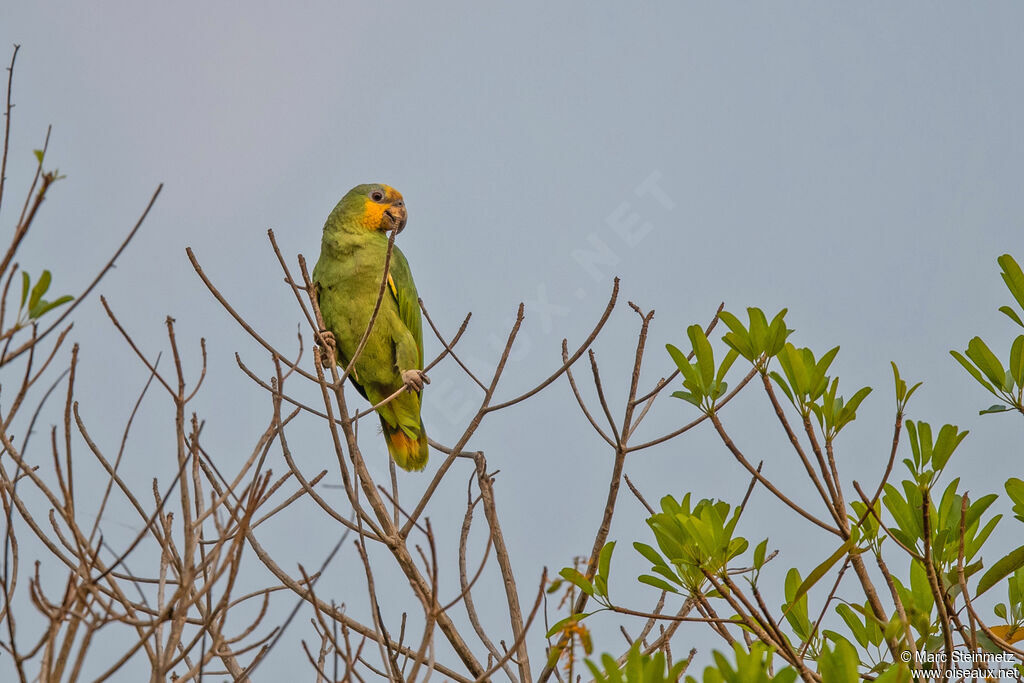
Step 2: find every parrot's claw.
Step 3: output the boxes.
[317,329,336,349]
[402,369,430,392]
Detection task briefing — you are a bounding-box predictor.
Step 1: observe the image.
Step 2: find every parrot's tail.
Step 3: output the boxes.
[380,417,429,472]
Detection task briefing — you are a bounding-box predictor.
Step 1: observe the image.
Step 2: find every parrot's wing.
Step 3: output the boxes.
[313,274,369,399]
[389,246,424,369]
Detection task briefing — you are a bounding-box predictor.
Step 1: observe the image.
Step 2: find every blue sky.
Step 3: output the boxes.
[2,3,1022,679]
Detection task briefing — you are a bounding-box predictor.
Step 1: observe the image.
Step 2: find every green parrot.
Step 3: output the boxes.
[313,183,430,471]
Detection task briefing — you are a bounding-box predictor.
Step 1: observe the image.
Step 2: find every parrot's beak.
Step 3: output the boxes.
[384,202,407,234]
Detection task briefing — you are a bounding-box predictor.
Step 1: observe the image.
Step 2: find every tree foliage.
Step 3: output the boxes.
[1,46,1022,682]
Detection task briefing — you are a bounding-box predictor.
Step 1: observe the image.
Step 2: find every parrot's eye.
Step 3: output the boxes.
[370,190,385,202]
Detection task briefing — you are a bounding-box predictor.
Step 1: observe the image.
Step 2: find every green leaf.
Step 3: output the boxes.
[545,613,586,639]
[650,565,683,588]
[817,639,860,683]
[976,544,1024,597]
[717,310,745,338]
[931,423,967,471]
[1000,305,1024,328]
[634,542,670,570]
[625,645,642,681]
[778,344,809,398]
[29,294,73,319]
[765,308,791,356]
[593,575,607,600]
[715,348,739,388]
[753,539,768,569]
[883,613,904,642]
[28,299,48,319]
[671,390,703,407]
[769,371,795,405]
[968,516,1001,562]
[909,421,925,471]
[719,310,754,361]
[998,254,1024,314]
[843,386,872,416]
[749,307,769,352]
[943,561,983,589]
[667,343,702,394]
[558,567,595,596]
[836,603,868,648]
[1011,335,1024,384]
[981,404,1012,414]
[792,538,857,606]
[950,349,998,396]
[909,560,933,614]
[1007,478,1024,524]
[687,324,715,390]
[965,492,999,532]
[713,381,728,399]
[638,574,680,594]
[19,271,29,310]
[883,483,923,549]
[966,336,1007,388]
[782,568,810,638]
[27,269,51,313]
[874,663,911,683]
[891,361,904,398]
[598,541,615,584]
[811,346,841,393]
[33,148,44,163]
[584,660,605,681]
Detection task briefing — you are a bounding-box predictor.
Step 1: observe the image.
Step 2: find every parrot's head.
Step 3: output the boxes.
[329,183,408,235]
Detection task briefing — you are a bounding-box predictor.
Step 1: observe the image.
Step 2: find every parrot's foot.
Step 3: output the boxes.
[317,329,336,350]
[401,369,430,392]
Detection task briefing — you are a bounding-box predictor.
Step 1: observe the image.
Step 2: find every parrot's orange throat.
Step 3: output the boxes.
[359,185,404,232]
